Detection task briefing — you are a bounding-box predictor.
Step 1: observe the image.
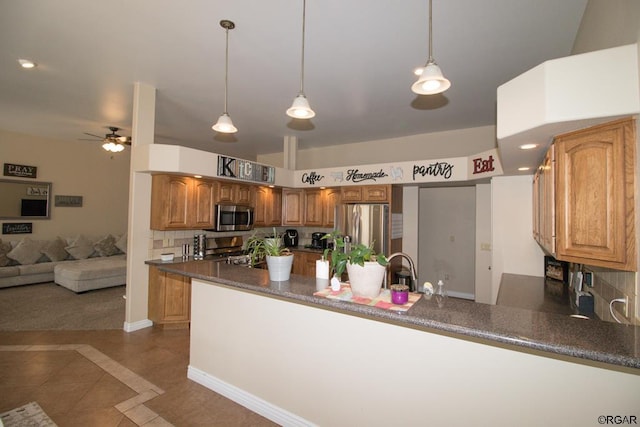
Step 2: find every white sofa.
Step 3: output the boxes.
[0,234,127,292]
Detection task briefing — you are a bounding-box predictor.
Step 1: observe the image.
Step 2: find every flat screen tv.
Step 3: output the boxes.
[21,199,48,216]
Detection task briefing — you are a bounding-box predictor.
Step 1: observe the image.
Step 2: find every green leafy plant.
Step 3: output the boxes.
[245,228,291,267]
[322,230,388,278]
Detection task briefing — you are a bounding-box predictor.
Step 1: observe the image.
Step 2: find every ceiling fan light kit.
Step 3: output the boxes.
[412,0,451,96]
[286,0,315,120]
[212,20,237,134]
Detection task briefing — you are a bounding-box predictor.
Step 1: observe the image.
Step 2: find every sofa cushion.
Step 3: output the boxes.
[0,265,19,278]
[41,237,69,262]
[0,239,12,267]
[115,233,127,254]
[65,235,95,260]
[7,237,43,265]
[94,234,119,257]
[18,262,56,275]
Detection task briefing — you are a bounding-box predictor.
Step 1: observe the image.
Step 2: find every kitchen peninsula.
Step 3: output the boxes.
[154,260,640,427]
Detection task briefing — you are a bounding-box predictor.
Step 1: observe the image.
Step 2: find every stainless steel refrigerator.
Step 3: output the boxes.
[334,204,389,256]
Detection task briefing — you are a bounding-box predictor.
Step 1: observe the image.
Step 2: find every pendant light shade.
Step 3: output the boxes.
[287,0,315,119]
[412,0,450,95]
[212,112,237,133]
[212,20,237,134]
[286,94,315,119]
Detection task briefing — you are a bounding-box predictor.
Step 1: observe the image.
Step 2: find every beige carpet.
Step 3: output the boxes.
[0,282,125,331]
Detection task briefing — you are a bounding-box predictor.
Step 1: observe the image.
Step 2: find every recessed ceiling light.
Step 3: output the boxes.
[194,175,202,178]
[519,143,538,150]
[518,167,531,171]
[18,59,37,69]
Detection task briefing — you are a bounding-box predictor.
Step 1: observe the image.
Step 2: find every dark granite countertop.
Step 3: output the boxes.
[149,259,640,370]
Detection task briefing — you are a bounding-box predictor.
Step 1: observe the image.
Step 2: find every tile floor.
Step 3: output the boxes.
[0,328,277,426]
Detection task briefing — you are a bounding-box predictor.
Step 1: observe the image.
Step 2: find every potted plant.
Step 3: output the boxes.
[245,228,294,281]
[322,231,388,298]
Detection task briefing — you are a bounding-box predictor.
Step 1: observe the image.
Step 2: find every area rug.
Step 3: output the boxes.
[0,282,125,331]
[0,402,57,427]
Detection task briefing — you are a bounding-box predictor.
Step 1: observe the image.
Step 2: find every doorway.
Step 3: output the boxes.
[418,186,476,300]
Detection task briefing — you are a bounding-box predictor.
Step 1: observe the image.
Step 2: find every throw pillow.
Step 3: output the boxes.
[0,239,12,267]
[65,234,95,260]
[41,237,69,262]
[94,234,119,257]
[7,237,44,265]
[115,233,127,254]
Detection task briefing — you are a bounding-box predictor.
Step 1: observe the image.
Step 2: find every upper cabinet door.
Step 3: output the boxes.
[282,189,304,226]
[554,118,636,271]
[191,179,216,229]
[151,175,191,229]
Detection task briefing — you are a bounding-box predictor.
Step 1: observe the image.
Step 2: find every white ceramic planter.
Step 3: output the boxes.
[347,261,386,298]
[266,254,294,281]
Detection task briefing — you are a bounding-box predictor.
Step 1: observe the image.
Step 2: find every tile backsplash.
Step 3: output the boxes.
[149,227,333,260]
[584,265,637,325]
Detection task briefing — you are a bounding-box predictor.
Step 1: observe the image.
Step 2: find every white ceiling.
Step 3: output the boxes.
[0,0,587,173]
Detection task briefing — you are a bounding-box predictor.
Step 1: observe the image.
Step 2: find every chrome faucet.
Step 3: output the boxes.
[385,252,418,292]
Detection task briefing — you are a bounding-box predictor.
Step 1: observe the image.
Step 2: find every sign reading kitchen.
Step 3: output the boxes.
[217,156,275,184]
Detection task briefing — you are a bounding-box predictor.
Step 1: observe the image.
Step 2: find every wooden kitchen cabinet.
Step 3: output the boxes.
[217,182,254,206]
[534,118,636,271]
[150,174,215,230]
[282,188,305,226]
[304,189,324,226]
[532,147,555,255]
[341,185,390,203]
[323,187,341,228]
[148,265,191,328]
[554,118,636,271]
[292,250,323,277]
[254,186,282,227]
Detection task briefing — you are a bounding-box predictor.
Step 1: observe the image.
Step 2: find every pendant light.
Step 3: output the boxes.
[411,0,451,95]
[213,20,238,133]
[286,0,315,119]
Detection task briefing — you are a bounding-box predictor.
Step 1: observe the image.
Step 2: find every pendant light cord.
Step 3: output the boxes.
[299,0,307,95]
[428,0,434,63]
[223,26,230,114]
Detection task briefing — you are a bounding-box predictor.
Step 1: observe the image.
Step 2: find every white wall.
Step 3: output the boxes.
[190,280,640,427]
[0,129,129,240]
[475,183,493,303]
[491,175,546,303]
[258,125,497,169]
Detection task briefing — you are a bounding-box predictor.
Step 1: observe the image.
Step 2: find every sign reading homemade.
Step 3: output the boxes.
[4,163,37,179]
[217,156,275,184]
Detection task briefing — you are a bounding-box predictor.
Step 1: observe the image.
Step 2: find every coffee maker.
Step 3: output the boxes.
[311,232,326,249]
[283,229,299,247]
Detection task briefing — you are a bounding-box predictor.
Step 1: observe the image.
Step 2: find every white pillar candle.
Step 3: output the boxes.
[316,259,329,279]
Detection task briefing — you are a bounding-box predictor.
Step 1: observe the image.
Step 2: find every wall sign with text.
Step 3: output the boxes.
[4,163,37,179]
[217,156,275,184]
[294,149,502,187]
[2,223,33,234]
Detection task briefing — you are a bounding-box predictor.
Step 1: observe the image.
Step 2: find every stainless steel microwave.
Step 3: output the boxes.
[212,204,254,231]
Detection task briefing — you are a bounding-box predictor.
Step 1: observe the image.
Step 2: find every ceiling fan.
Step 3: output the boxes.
[81,126,131,152]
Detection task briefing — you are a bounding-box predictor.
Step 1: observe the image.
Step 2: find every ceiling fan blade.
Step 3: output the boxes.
[83,132,104,139]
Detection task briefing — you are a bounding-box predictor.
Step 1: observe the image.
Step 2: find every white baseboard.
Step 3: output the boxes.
[123,319,153,332]
[187,366,315,427]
